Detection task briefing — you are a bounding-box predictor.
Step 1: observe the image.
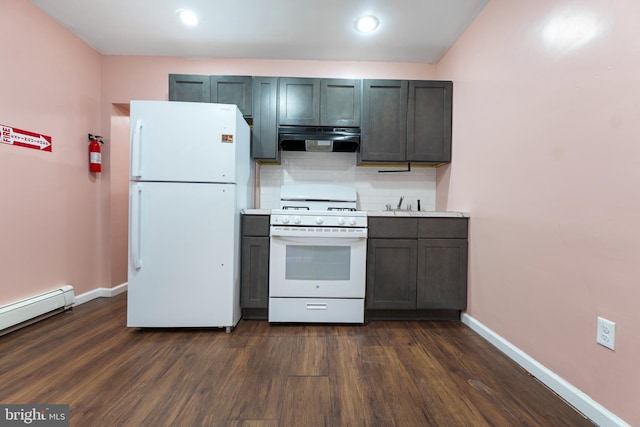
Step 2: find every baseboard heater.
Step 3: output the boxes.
[0,285,75,336]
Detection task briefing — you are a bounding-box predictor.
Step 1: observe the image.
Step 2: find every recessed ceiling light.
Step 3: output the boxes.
[176,9,198,26]
[355,15,379,33]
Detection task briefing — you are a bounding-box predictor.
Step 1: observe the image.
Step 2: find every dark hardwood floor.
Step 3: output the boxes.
[0,294,593,426]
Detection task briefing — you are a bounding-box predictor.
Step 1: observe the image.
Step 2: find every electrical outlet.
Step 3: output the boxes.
[596,317,616,350]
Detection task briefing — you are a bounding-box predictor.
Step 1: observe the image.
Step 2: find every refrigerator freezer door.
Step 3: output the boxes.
[127,181,240,328]
[130,101,246,183]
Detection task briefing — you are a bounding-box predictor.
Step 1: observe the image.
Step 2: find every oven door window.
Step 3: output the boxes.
[285,245,351,280]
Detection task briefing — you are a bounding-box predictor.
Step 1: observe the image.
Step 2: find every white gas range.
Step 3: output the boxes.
[268,184,367,324]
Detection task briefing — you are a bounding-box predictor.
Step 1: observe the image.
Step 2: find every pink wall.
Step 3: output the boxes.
[6,0,633,423]
[436,0,639,424]
[0,0,102,304]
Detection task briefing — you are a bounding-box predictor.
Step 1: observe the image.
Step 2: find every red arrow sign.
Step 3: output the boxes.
[1,123,52,152]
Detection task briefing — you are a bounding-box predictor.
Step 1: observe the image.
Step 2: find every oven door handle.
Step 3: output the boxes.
[270,235,366,244]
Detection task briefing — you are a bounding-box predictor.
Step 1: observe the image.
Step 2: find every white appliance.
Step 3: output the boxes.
[127,101,253,332]
[269,184,367,324]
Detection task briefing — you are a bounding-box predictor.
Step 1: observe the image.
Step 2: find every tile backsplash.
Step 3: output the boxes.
[257,151,436,211]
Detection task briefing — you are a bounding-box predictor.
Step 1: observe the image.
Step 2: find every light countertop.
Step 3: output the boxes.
[243,209,468,217]
[242,209,271,215]
[366,210,469,218]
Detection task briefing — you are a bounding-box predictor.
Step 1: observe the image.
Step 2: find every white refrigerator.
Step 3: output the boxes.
[127,101,253,331]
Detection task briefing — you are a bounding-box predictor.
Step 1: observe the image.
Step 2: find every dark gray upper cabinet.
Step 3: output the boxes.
[168,74,452,165]
[211,76,252,117]
[360,79,453,165]
[320,79,361,127]
[407,81,453,163]
[169,74,211,103]
[278,78,361,127]
[278,78,321,126]
[360,80,408,162]
[169,74,252,116]
[252,77,279,162]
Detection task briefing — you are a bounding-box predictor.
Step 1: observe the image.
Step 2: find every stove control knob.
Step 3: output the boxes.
[293,216,302,224]
[282,216,290,224]
[337,217,346,225]
[315,217,324,225]
[349,218,358,226]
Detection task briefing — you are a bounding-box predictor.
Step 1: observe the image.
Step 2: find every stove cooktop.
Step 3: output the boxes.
[270,209,367,227]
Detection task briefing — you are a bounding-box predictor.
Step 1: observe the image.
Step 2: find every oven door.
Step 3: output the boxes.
[269,227,367,298]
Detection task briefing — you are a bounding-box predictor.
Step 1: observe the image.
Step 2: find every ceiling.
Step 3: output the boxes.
[29,0,488,64]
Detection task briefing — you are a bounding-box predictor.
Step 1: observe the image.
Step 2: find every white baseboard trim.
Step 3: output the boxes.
[73,283,128,306]
[461,313,630,427]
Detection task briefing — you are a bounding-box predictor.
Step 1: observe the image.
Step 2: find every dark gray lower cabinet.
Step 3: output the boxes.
[417,238,468,309]
[366,217,468,319]
[366,239,417,309]
[240,214,270,319]
[241,236,269,306]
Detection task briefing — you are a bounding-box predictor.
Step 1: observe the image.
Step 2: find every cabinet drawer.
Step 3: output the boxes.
[368,217,417,238]
[242,215,270,236]
[269,298,364,323]
[418,218,468,239]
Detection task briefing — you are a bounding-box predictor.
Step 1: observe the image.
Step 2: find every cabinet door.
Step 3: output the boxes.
[169,74,211,102]
[252,77,279,162]
[360,80,408,162]
[320,79,361,127]
[416,239,468,309]
[241,236,270,308]
[211,76,253,117]
[407,81,453,163]
[278,78,320,126]
[366,239,417,309]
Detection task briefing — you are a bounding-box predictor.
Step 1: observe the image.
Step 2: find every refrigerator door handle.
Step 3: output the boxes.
[131,119,143,178]
[130,184,143,270]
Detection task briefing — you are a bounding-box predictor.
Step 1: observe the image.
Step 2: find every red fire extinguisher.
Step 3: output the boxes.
[88,134,103,173]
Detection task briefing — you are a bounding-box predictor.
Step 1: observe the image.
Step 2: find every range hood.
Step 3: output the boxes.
[278,126,360,152]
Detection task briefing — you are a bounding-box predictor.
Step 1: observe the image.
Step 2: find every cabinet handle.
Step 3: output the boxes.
[306,303,328,310]
[131,119,143,178]
[130,184,143,270]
